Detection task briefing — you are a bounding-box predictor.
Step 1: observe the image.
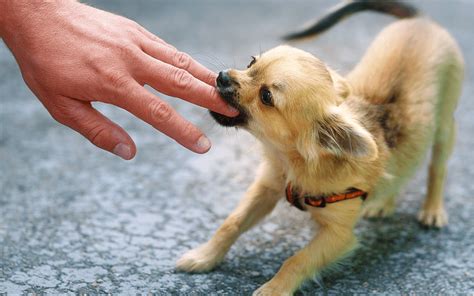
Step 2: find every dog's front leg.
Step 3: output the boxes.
[177,161,284,272]
[254,198,362,296]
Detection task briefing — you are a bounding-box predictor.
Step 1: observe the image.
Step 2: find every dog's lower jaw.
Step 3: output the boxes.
[209,110,249,127]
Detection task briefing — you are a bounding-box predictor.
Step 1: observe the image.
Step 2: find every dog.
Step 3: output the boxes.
[177,1,464,294]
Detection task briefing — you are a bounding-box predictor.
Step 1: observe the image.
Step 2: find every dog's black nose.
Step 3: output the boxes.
[217,71,232,88]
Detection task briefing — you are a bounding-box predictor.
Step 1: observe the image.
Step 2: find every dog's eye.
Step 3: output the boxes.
[247,56,256,69]
[260,87,274,107]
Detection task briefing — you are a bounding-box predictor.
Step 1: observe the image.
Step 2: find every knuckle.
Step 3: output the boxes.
[105,70,131,92]
[119,43,137,56]
[173,51,191,70]
[48,104,74,124]
[171,68,192,91]
[149,100,173,124]
[86,124,109,147]
[49,108,66,124]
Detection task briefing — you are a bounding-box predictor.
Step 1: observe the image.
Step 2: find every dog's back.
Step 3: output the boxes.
[348,17,463,116]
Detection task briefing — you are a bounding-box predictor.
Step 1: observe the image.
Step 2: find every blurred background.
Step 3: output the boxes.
[1,0,473,294]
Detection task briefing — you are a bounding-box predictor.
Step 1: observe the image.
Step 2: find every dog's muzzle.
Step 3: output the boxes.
[210,70,249,127]
[216,70,233,89]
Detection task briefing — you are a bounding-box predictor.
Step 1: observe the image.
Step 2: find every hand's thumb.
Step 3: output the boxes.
[49,99,136,160]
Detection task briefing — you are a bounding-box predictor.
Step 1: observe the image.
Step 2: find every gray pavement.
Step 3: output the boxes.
[1,0,473,295]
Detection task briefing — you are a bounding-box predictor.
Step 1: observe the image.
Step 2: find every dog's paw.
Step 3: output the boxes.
[418,207,448,228]
[176,244,224,273]
[361,200,395,219]
[253,282,292,296]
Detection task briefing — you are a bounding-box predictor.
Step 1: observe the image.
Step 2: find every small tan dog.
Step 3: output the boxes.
[177,1,464,294]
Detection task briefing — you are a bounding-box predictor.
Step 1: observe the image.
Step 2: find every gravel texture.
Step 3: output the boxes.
[1,0,473,295]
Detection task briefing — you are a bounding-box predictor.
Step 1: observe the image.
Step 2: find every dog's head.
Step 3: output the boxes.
[211,45,377,161]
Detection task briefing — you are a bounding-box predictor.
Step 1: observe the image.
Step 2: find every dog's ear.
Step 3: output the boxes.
[316,108,378,159]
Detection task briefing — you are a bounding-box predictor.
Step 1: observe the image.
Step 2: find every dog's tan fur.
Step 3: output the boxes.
[177,17,464,295]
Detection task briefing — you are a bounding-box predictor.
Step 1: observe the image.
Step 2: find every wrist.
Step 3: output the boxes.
[0,0,77,39]
[0,1,16,36]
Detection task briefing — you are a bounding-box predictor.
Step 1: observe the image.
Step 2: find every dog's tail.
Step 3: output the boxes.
[283,0,419,41]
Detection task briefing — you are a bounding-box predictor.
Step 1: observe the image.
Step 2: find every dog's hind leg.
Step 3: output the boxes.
[418,118,455,228]
[176,161,284,272]
[418,59,463,228]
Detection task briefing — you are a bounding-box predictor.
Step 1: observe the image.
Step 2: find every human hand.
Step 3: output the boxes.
[0,0,238,159]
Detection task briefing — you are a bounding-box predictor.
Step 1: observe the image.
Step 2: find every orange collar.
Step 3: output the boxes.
[285,183,367,211]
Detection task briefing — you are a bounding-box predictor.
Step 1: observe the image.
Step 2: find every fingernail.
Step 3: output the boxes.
[113,143,132,160]
[196,136,211,152]
[228,105,239,115]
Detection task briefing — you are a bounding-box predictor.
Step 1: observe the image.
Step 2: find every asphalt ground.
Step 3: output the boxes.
[1,1,473,295]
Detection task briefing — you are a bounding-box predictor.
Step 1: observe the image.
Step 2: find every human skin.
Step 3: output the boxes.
[0,0,238,159]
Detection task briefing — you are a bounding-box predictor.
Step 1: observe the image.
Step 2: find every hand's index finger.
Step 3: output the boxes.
[141,39,218,87]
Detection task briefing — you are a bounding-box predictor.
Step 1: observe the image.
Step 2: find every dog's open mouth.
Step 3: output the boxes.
[210,87,249,127]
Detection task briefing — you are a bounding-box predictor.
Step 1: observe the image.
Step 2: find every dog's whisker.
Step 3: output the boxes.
[190,52,229,72]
